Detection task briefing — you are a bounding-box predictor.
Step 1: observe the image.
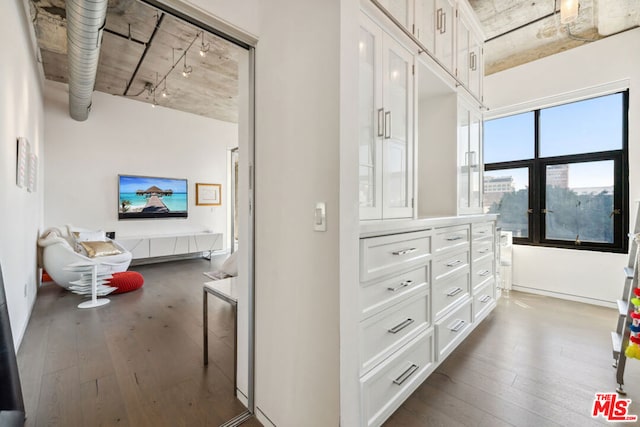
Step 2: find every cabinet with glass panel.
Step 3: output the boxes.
[359,12,415,220]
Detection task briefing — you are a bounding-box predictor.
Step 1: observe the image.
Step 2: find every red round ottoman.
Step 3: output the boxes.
[110,271,144,294]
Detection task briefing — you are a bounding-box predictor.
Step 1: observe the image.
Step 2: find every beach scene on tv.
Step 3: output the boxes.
[119,175,188,218]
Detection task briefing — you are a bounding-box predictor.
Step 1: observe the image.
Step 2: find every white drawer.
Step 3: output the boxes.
[435,298,472,361]
[361,329,434,427]
[432,270,470,321]
[472,222,494,241]
[432,249,470,283]
[360,231,431,282]
[471,239,493,263]
[359,266,428,320]
[474,279,496,322]
[433,225,469,254]
[360,291,430,374]
[472,257,494,291]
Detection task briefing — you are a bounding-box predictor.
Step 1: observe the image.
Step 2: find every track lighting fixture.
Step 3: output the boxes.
[199,31,210,57]
[161,79,168,98]
[560,0,579,24]
[182,53,192,78]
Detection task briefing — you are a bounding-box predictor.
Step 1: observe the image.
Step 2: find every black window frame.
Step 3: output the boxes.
[484,90,629,253]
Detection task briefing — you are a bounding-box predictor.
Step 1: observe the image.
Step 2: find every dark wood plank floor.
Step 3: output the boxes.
[18,257,261,427]
[386,291,640,427]
[20,261,640,427]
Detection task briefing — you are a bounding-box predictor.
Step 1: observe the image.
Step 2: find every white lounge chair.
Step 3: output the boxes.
[38,226,132,289]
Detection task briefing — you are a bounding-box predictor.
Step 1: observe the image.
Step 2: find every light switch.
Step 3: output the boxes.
[314,202,326,232]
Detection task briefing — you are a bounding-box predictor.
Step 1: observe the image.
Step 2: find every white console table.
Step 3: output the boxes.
[117,232,223,264]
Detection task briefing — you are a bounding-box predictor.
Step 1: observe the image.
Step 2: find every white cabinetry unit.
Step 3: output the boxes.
[359,12,415,220]
[118,232,223,264]
[457,91,483,214]
[357,216,496,426]
[456,1,483,100]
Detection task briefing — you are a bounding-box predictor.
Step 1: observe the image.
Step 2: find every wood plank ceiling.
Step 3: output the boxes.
[29,0,241,123]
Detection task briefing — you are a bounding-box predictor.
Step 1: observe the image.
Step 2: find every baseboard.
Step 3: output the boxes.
[511,284,616,309]
[255,407,277,427]
[15,288,37,351]
[236,388,248,407]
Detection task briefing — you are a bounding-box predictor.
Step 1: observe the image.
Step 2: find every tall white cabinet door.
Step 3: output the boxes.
[457,104,470,211]
[378,0,413,30]
[468,31,482,99]
[458,94,483,214]
[414,0,435,52]
[456,13,470,88]
[469,108,482,210]
[359,15,384,220]
[434,0,455,73]
[382,35,414,219]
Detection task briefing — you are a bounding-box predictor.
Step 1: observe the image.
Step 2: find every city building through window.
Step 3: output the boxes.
[483,91,628,252]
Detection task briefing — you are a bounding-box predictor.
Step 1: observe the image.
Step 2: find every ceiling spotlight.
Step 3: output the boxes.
[199,31,210,57]
[161,79,168,98]
[182,53,192,78]
[560,0,579,24]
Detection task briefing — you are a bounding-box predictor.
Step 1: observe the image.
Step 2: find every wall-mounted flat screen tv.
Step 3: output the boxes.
[118,175,188,219]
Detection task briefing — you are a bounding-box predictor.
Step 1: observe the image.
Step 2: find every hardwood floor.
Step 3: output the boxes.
[18,257,260,427]
[20,262,640,427]
[385,291,640,427]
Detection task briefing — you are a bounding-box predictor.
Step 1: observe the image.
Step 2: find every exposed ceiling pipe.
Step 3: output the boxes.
[66,0,108,121]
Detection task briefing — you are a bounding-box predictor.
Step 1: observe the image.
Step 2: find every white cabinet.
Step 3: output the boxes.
[377,0,413,30]
[359,13,414,220]
[118,232,223,264]
[414,0,455,74]
[357,217,497,426]
[457,93,483,214]
[434,0,455,73]
[456,6,483,99]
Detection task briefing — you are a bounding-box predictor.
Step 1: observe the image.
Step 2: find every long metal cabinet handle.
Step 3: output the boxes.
[478,270,491,277]
[388,318,415,334]
[384,111,391,139]
[388,280,413,292]
[478,248,489,254]
[446,287,462,297]
[445,235,462,241]
[393,363,419,385]
[442,11,446,34]
[480,295,492,303]
[436,8,443,32]
[377,108,384,137]
[446,259,462,267]
[392,247,417,256]
[450,319,465,332]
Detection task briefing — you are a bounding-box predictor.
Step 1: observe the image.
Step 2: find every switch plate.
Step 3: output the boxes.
[314,202,326,232]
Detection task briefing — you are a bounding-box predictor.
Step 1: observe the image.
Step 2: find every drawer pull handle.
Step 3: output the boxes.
[478,270,491,277]
[446,259,462,267]
[480,295,492,303]
[446,287,462,297]
[476,230,487,234]
[478,248,490,254]
[445,235,462,242]
[388,318,414,334]
[392,247,417,256]
[450,319,465,332]
[393,363,419,385]
[388,280,413,292]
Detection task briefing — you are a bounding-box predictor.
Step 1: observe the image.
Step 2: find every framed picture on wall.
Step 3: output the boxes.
[196,183,221,206]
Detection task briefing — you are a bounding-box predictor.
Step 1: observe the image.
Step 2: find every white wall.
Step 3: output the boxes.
[484,27,640,305]
[255,0,341,425]
[0,0,45,347]
[43,80,237,242]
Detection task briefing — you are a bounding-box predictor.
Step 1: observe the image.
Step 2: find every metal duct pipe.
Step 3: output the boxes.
[66,0,108,121]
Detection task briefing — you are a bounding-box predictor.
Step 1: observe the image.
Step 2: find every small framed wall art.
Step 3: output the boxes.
[16,137,29,188]
[196,183,221,206]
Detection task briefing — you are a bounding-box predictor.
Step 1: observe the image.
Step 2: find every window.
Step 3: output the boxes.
[484,91,628,252]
